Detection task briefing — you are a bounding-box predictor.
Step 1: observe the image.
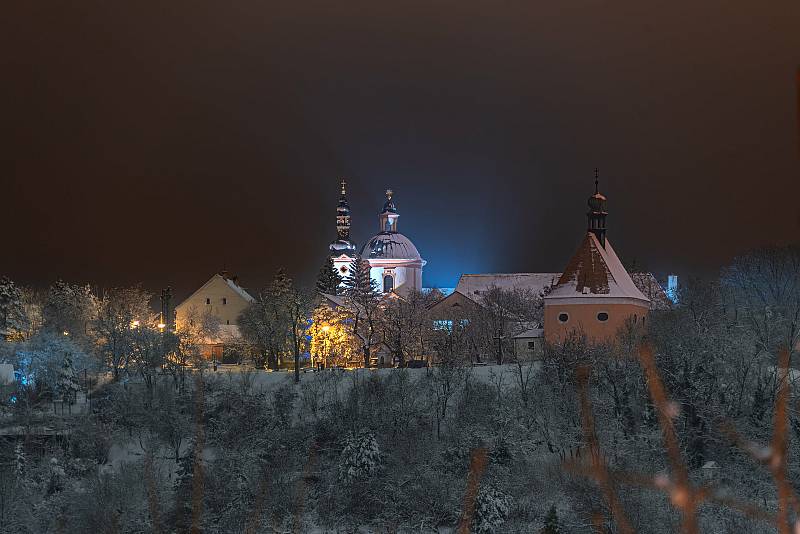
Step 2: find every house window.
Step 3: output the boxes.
[558,312,569,323]
[226,320,230,325]
[222,298,227,305]
[383,274,394,293]
[597,312,609,322]
[527,341,536,350]
[433,320,453,332]
[205,298,211,305]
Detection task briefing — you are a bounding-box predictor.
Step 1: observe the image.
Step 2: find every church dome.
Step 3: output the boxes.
[360,232,422,261]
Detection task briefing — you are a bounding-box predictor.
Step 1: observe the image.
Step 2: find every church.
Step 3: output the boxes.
[328,181,426,296]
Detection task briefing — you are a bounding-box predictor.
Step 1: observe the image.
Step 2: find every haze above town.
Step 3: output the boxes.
[3,1,799,299]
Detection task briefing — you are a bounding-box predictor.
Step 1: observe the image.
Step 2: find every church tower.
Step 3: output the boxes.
[360,188,426,295]
[329,179,358,282]
[544,171,649,343]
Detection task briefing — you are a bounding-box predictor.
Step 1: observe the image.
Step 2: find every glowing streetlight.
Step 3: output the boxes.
[62,330,69,336]
[130,320,140,329]
[322,325,330,332]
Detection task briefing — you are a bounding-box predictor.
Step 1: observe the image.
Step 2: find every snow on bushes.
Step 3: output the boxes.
[338,430,380,483]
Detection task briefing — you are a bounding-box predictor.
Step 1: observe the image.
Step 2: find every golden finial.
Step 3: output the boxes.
[386,188,393,200]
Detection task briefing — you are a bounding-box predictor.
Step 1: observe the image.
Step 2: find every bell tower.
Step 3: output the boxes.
[587,169,608,248]
[378,188,400,233]
[329,179,357,283]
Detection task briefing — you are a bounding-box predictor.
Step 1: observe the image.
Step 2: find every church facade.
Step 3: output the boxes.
[327,183,426,296]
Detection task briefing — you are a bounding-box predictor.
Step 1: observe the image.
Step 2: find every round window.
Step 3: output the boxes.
[558,312,569,323]
[597,312,609,322]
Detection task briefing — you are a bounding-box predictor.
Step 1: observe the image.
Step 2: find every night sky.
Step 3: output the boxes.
[3,1,799,299]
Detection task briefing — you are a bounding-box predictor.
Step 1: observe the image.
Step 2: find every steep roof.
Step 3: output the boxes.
[175,273,254,311]
[546,233,649,302]
[455,273,560,300]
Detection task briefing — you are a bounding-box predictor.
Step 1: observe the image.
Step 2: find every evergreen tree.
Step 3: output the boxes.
[342,258,381,368]
[0,276,28,340]
[540,505,560,534]
[57,352,81,404]
[339,431,380,483]
[316,256,343,295]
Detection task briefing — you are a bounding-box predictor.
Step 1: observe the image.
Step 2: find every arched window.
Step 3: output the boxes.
[383,274,394,293]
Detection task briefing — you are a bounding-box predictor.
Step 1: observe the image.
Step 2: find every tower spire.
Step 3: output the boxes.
[587,169,608,247]
[379,188,399,232]
[330,178,356,255]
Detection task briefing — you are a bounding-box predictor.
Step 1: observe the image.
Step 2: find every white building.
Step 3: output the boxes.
[360,189,426,295]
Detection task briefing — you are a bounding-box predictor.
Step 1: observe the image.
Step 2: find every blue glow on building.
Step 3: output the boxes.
[667,274,679,304]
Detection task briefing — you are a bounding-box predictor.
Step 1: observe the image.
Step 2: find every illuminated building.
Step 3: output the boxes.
[360,189,426,295]
[174,271,254,360]
[328,179,358,285]
[544,174,650,343]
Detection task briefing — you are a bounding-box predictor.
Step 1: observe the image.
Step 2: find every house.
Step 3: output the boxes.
[174,271,255,360]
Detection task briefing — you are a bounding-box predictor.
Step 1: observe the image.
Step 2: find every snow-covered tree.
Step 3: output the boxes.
[316,256,343,295]
[13,442,26,477]
[43,280,97,347]
[0,276,28,340]
[342,258,382,368]
[308,304,356,368]
[57,352,81,404]
[94,286,153,380]
[540,505,561,534]
[472,484,511,533]
[338,430,380,483]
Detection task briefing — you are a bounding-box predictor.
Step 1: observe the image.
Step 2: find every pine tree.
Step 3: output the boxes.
[0,276,28,340]
[316,256,343,295]
[339,431,380,483]
[472,484,511,533]
[57,352,81,404]
[540,505,560,534]
[342,257,377,298]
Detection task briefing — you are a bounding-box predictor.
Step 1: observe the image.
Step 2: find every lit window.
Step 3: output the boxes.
[558,312,569,323]
[433,320,453,332]
[597,312,609,322]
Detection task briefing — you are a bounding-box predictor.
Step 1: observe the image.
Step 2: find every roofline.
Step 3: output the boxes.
[175,273,254,311]
[544,296,651,307]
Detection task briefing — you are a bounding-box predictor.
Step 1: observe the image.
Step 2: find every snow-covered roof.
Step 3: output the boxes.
[0,364,14,385]
[361,231,423,262]
[319,293,346,308]
[514,328,544,339]
[546,233,649,303]
[176,273,254,311]
[224,277,255,303]
[455,273,560,300]
[630,272,672,311]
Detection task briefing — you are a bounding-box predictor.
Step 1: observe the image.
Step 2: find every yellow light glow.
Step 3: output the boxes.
[62,331,69,336]
[158,323,166,330]
[322,325,330,332]
[130,320,140,329]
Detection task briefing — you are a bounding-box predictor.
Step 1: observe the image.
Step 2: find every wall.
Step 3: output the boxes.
[544,301,649,343]
[175,275,252,330]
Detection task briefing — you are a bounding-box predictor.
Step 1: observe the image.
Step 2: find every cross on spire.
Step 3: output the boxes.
[386,188,393,200]
[340,179,347,195]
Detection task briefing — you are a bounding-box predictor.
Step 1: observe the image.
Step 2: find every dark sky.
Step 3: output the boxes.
[3,1,799,299]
